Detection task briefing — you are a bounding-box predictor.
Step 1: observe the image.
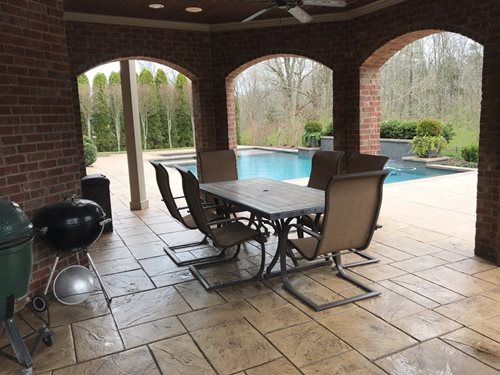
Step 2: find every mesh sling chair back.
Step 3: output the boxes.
[150,161,222,266]
[308,151,345,190]
[298,151,345,239]
[177,167,267,290]
[347,153,389,174]
[285,170,389,311]
[344,153,389,267]
[198,149,238,183]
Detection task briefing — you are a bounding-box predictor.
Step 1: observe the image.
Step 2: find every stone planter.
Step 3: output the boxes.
[320,136,334,151]
[380,138,413,160]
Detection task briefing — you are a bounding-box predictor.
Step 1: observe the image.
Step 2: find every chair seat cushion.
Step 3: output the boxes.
[289,237,319,260]
[212,221,259,248]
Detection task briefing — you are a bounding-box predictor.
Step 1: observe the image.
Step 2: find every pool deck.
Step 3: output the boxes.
[92,150,477,242]
[7,150,500,375]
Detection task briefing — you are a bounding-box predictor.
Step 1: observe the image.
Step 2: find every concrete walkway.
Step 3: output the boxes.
[88,150,477,243]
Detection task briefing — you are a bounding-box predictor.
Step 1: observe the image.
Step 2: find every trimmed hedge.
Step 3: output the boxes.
[380,120,417,140]
[381,119,455,142]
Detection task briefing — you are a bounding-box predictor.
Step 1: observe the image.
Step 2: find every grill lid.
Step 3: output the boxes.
[0,200,34,250]
[33,197,106,229]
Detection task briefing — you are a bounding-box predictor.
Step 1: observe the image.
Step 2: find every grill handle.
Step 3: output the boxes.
[99,218,112,227]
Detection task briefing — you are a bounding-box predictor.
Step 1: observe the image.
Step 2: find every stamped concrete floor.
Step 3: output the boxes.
[1,153,498,374]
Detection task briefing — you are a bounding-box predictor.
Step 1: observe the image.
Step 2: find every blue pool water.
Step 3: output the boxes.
[167,149,457,184]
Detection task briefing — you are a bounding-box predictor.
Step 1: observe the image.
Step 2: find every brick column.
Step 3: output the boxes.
[359,67,381,155]
[475,43,500,264]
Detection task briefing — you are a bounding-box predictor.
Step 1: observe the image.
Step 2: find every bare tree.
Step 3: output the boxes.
[108,71,123,151]
[77,75,92,138]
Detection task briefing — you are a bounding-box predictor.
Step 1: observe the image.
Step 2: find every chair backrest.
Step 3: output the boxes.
[308,151,345,191]
[176,167,213,238]
[347,153,389,173]
[314,170,389,257]
[150,161,186,225]
[198,150,238,183]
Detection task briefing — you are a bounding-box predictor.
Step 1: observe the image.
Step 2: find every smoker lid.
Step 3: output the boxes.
[0,200,34,250]
[33,197,106,229]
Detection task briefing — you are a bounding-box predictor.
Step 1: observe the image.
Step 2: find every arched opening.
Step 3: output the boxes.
[76,58,197,209]
[226,54,333,150]
[78,59,196,153]
[360,30,483,251]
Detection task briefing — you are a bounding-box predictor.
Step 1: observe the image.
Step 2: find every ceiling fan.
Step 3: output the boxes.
[242,0,347,24]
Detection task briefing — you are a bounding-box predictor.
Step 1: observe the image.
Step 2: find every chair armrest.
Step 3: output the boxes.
[290,224,322,239]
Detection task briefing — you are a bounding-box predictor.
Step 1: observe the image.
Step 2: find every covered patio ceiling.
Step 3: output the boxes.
[63,0,400,28]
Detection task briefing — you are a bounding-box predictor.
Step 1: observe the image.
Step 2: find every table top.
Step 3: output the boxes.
[200,178,324,220]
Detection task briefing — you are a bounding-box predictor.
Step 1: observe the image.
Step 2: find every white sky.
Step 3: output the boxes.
[83,60,180,84]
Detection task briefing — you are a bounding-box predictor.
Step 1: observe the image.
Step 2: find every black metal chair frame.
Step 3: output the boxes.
[177,168,267,290]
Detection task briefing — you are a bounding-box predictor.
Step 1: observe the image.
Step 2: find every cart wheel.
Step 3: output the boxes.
[42,331,53,347]
[31,295,48,313]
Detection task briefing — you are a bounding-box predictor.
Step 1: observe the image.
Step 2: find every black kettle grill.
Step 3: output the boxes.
[32,196,113,312]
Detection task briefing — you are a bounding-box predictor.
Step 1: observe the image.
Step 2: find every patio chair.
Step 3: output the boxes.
[150,161,225,266]
[298,151,344,235]
[344,153,389,267]
[177,167,266,290]
[198,149,270,236]
[284,170,389,311]
[198,149,238,183]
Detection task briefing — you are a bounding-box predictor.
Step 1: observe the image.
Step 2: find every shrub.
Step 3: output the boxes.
[380,120,417,139]
[304,121,323,133]
[302,121,322,147]
[411,136,447,158]
[442,122,456,143]
[416,118,443,137]
[322,122,334,136]
[83,135,98,166]
[461,144,479,163]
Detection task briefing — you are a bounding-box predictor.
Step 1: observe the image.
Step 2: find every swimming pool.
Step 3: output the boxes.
[164,149,458,184]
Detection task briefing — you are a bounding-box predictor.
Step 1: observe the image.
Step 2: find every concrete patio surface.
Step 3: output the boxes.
[3,151,499,375]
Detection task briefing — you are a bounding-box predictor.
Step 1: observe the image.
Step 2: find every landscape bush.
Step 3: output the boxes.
[380,120,417,139]
[416,118,443,137]
[83,135,98,166]
[411,135,447,157]
[321,122,334,136]
[461,144,479,163]
[302,121,323,147]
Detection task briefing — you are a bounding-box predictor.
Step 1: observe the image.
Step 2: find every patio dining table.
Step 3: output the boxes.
[200,177,325,277]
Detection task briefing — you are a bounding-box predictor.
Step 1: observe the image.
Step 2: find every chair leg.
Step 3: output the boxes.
[189,238,266,291]
[165,236,229,266]
[342,249,380,268]
[280,250,380,311]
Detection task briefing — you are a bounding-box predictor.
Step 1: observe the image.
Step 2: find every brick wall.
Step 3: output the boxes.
[0,0,84,293]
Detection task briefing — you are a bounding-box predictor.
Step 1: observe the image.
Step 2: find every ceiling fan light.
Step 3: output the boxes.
[186,7,203,13]
[148,3,164,9]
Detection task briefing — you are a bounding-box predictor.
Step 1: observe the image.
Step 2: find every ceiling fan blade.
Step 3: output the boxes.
[302,0,347,7]
[242,5,278,23]
[288,6,313,23]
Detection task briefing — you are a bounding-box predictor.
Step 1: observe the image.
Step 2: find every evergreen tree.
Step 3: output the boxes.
[77,74,92,138]
[173,74,193,147]
[91,73,114,151]
[155,69,174,149]
[108,71,124,151]
[137,68,162,149]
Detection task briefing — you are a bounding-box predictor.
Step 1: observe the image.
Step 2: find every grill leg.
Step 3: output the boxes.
[2,319,33,369]
[85,251,113,305]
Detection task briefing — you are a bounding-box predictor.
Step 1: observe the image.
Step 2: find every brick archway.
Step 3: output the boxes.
[225,54,333,149]
[358,30,446,154]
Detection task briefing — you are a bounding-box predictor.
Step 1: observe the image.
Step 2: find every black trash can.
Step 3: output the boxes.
[81,174,113,232]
